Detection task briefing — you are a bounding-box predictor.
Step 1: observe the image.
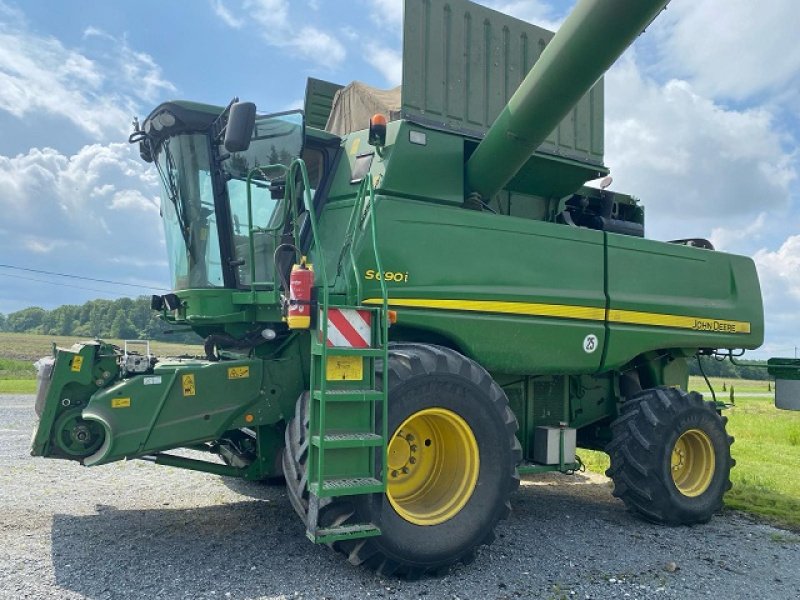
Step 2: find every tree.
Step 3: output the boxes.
[110,313,137,340]
[6,307,46,332]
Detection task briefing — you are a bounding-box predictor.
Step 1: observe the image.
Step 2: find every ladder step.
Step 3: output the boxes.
[312,346,386,357]
[312,389,384,402]
[309,477,384,497]
[311,433,383,449]
[307,523,382,544]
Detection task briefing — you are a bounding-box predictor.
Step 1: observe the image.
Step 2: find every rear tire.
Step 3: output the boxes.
[606,386,734,525]
[283,343,521,577]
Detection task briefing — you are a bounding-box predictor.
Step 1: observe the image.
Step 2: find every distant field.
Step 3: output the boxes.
[0,332,202,393]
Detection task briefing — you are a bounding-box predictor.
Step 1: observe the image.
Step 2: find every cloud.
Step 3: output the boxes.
[652,1,800,104]
[0,141,168,312]
[709,213,768,253]
[0,16,174,140]
[0,143,163,263]
[364,44,402,87]
[755,236,800,303]
[602,54,797,244]
[210,0,244,29]
[753,235,800,358]
[218,0,347,70]
[365,0,404,33]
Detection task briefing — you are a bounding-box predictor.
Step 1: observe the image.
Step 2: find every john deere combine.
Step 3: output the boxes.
[30,0,800,576]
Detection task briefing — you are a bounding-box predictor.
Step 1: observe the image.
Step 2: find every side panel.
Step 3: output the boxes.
[356,197,606,374]
[83,359,265,465]
[604,234,764,369]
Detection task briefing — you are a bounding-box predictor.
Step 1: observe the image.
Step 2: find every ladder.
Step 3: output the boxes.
[304,175,390,544]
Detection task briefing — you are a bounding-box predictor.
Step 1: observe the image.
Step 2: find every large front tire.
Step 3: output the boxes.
[606,386,734,525]
[283,343,521,577]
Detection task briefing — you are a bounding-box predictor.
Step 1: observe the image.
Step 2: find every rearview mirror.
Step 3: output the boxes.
[224,102,256,153]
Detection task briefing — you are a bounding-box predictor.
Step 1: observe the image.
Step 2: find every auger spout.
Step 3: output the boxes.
[465,0,670,201]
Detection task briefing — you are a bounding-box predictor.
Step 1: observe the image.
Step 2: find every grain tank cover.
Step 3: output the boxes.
[325,82,402,137]
[401,0,604,168]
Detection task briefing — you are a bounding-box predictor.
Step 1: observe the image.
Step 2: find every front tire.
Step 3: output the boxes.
[284,343,521,577]
[606,386,734,525]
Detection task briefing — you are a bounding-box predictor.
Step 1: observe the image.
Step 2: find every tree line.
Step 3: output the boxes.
[0,297,200,343]
[689,355,769,381]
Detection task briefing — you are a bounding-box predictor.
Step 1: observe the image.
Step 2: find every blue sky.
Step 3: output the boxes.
[0,0,798,359]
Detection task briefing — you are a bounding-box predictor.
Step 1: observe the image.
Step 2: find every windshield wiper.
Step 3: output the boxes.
[155,141,194,259]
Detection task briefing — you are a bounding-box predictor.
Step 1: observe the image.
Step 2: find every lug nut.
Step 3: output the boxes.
[391,470,399,478]
[409,457,416,465]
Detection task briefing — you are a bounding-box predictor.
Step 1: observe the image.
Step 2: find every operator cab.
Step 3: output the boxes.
[132,100,337,294]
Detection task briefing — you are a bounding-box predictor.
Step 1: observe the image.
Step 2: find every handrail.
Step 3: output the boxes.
[287,158,331,488]
[365,178,389,474]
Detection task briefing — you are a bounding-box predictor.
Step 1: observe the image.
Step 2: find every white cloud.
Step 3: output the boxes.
[709,213,767,253]
[0,141,168,311]
[602,55,797,243]
[0,17,174,140]
[652,1,800,103]
[752,235,800,358]
[0,143,161,250]
[210,0,244,29]
[364,44,402,87]
[754,236,800,303]
[365,0,404,33]
[229,0,346,69]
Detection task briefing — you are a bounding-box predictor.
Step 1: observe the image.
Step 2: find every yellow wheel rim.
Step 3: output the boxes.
[386,408,479,526]
[671,429,715,497]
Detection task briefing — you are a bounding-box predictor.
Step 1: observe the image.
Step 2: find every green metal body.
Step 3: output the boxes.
[31,0,770,543]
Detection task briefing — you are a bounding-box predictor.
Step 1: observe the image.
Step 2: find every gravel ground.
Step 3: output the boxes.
[2,394,799,600]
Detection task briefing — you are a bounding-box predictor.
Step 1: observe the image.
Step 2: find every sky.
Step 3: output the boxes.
[0,0,798,359]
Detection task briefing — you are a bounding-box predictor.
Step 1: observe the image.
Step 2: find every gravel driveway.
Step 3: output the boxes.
[2,394,798,600]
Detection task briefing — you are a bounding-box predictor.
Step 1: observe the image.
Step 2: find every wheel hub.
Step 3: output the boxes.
[671,428,715,497]
[386,408,479,526]
[54,410,104,458]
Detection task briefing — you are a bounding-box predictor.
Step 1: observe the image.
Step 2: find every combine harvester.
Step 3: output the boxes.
[31,0,800,576]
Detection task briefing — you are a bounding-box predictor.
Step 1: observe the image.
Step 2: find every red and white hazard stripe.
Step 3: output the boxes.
[324,309,372,348]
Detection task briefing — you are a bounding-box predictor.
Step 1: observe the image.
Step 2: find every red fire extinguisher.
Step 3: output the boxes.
[287,257,313,329]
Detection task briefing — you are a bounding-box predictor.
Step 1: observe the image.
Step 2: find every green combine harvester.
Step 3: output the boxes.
[30,0,800,576]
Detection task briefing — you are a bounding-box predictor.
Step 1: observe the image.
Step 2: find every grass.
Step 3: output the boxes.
[579,375,800,531]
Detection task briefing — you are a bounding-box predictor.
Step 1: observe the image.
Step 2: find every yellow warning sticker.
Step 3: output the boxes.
[112,397,131,408]
[71,356,84,372]
[227,366,250,380]
[182,374,196,396]
[326,355,364,381]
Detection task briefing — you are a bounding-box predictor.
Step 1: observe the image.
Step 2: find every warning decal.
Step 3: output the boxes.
[326,355,364,381]
[227,366,250,380]
[71,356,84,372]
[112,397,131,408]
[182,374,196,396]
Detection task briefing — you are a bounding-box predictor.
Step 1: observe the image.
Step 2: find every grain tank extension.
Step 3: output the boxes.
[30,0,800,577]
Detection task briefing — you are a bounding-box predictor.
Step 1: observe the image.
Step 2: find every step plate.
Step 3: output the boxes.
[309,477,385,497]
[311,433,383,449]
[307,523,382,544]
